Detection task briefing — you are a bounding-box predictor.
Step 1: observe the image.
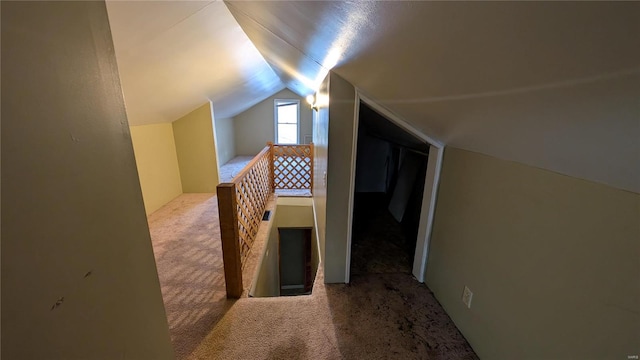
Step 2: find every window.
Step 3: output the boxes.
[275,99,299,144]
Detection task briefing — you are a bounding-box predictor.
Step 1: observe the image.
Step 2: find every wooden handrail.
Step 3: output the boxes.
[217,142,314,298]
[231,145,271,184]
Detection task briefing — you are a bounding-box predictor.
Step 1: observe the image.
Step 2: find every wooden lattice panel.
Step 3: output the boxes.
[272,144,312,191]
[232,148,271,267]
[217,144,313,297]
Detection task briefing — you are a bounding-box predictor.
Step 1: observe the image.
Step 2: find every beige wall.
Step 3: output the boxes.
[1,2,174,359]
[313,76,330,276]
[251,198,315,297]
[173,102,220,193]
[213,116,236,166]
[277,197,319,284]
[426,147,640,359]
[312,72,358,283]
[130,123,182,214]
[234,88,313,156]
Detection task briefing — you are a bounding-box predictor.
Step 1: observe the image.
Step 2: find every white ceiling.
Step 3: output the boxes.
[226,1,640,193]
[106,1,639,193]
[105,1,284,125]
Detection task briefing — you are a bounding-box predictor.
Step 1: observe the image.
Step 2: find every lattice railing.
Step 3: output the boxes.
[217,146,272,298]
[217,143,313,298]
[270,143,313,192]
[234,148,271,261]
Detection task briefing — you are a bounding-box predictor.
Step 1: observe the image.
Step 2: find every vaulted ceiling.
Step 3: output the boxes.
[105,1,284,125]
[107,1,639,193]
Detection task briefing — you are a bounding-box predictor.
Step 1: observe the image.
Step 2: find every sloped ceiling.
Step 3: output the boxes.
[360,103,430,155]
[105,1,285,125]
[226,1,640,193]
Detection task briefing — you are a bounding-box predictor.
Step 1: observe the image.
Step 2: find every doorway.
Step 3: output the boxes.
[350,102,429,277]
[279,227,313,296]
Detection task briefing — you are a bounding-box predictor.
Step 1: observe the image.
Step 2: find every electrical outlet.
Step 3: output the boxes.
[462,286,473,308]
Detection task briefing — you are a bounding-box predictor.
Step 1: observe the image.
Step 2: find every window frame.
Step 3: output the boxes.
[274,99,300,144]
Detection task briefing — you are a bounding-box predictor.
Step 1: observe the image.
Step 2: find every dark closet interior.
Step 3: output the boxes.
[351,102,429,276]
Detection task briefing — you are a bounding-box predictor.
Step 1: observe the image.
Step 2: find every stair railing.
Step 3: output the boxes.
[217,142,313,298]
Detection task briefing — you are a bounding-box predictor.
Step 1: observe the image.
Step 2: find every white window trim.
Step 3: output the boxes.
[274,99,300,144]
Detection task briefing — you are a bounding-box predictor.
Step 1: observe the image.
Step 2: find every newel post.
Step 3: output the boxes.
[216,183,243,298]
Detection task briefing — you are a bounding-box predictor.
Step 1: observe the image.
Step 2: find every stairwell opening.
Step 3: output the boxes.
[279,228,313,296]
[250,197,319,297]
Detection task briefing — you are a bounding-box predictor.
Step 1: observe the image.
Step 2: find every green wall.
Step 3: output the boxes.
[426,147,639,359]
[213,116,236,166]
[1,2,174,358]
[130,123,182,214]
[234,88,313,156]
[312,72,358,283]
[173,102,220,193]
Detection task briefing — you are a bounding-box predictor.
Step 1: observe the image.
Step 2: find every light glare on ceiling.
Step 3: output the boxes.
[306,94,315,105]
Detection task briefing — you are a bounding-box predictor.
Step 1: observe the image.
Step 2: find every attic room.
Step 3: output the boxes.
[2,1,638,360]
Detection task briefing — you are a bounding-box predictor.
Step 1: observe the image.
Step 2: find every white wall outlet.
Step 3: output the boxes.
[462,286,473,308]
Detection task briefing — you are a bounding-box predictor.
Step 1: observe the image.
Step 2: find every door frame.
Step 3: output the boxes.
[278,227,313,294]
[345,90,445,283]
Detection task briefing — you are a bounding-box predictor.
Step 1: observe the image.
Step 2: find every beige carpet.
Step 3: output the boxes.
[219,156,254,183]
[147,194,233,360]
[148,194,478,360]
[220,156,312,197]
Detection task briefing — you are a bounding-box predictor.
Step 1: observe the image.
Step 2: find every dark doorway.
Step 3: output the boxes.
[279,228,313,295]
[350,102,429,277]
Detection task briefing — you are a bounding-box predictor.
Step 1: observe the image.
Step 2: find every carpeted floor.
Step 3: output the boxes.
[351,192,413,276]
[219,156,254,183]
[148,193,478,360]
[220,156,312,197]
[147,194,233,360]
